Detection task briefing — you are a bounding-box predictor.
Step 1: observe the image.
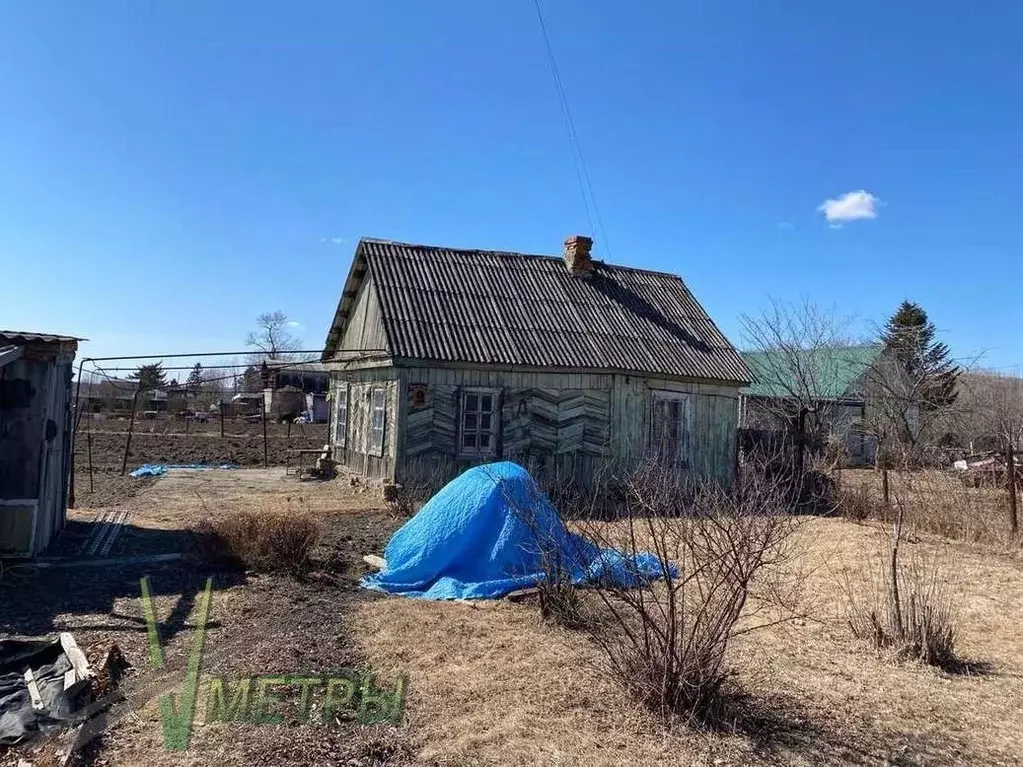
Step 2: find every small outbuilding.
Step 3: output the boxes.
[0,330,80,557]
[320,236,752,486]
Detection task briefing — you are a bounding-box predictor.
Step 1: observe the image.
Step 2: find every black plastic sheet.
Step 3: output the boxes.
[0,638,90,746]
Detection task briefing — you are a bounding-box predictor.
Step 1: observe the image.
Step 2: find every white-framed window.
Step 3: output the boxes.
[369,387,387,457]
[649,391,691,468]
[333,382,349,449]
[460,388,499,458]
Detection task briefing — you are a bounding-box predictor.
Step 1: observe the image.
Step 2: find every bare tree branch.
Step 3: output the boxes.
[245,311,301,362]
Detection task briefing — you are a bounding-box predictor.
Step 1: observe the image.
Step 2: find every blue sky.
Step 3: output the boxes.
[2,1,1020,372]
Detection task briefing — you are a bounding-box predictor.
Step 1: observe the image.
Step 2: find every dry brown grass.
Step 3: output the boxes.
[840,469,1018,548]
[194,501,321,574]
[353,517,1023,766]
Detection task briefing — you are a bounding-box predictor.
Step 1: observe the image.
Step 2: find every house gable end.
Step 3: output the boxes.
[322,243,393,361]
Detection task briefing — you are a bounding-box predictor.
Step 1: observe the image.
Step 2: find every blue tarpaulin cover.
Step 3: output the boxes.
[361,461,671,600]
[129,463,239,478]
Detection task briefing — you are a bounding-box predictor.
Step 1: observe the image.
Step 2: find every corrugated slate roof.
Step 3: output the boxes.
[0,329,83,345]
[323,238,751,383]
[742,345,882,399]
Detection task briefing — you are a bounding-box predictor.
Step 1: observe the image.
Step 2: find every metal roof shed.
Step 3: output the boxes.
[0,330,81,557]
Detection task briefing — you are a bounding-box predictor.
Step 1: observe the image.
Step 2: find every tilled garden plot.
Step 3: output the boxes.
[72,426,329,509]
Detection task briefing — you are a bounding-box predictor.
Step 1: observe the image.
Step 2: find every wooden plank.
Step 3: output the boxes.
[84,510,115,557]
[0,501,37,558]
[34,552,183,569]
[362,554,386,570]
[82,510,110,556]
[97,509,129,557]
[24,668,44,710]
[60,633,92,681]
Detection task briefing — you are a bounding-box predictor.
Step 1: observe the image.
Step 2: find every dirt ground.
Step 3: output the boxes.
[71,422,329,508]
[3,470,1023,766]
[1,469,409,767]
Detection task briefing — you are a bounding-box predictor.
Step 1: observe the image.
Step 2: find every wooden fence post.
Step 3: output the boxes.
[120,390,140,476]
[261,394,268,469]
[87,432,94,493]
[1007,439,1018,538]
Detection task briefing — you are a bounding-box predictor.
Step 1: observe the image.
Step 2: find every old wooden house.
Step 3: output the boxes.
[320,236,752,486]
[0,330,80,557]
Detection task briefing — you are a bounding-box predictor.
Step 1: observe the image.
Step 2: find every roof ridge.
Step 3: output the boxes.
[741,343,883,355]
[358,237,686,280]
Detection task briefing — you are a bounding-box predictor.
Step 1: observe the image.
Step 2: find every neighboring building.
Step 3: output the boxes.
[305,392,329,423]
[228,392,264,417]
[77,379,137,412]
[320,236,752,485]
[268,361,329,394]
[739,344,883,466]
[76,378,168,414]
[0,330,80,557]
[266,385,305,421]
[251,361,330,421]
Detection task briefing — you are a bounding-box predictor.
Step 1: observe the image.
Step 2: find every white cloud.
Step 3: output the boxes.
[286,320,304,330]
[817,190,881,226]
[320,236,347,245]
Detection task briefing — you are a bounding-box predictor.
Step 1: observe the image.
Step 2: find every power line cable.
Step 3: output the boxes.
[83,356,328,394]
[532,0,612,258]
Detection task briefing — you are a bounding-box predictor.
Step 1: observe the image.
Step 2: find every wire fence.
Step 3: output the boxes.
[68,347,384,505]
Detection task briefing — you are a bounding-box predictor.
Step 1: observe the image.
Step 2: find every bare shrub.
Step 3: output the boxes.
[836,484,879,523]
[195,503,321,574]
[846,493,961,671]
[535,549,589,629]
[822,434,848,472]
[388,459,456,517]
[849,556,958,669]
[512,461,805,727]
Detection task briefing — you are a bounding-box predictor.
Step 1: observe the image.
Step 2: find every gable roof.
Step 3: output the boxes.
[741,344,883,400]
[0,329,83,345]
[322,238,751,384]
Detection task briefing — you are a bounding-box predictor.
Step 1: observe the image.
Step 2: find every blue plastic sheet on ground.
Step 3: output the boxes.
[129,463,239,478]
[361,461,673,600]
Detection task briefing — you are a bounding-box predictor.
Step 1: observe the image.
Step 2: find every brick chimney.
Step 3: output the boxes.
[563,235,594,276]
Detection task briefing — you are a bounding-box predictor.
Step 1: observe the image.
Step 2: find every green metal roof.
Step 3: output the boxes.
[741,344,882,400]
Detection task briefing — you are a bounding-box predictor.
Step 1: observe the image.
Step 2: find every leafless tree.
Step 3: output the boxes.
[859,343,970,469]
[740,298,865,480]
[245,311,301,362]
